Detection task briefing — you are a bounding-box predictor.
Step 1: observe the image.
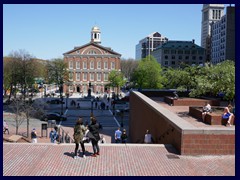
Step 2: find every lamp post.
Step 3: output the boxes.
[66,93,69,109]
[90,98,94,117]
[120,110,124,127]
[59,84,63,116]
[44,85,46,97]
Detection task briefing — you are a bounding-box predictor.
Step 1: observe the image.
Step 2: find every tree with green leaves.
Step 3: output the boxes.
[108,70,125,94]
[189,60,235,101]
[3,50,36,101]
[132,55,164,89]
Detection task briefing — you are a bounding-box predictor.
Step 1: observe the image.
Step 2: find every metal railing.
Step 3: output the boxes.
[57,125,74,143]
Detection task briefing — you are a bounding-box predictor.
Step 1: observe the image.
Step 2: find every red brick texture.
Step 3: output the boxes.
[189,106,235,125]
[164,96,220,106]
[181,134,235,155]
[130,92,235,155]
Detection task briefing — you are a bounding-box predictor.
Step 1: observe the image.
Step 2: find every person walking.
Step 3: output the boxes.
[31,128,38,143]
[88,116,100,157]
[65,132,70,143]
[49,128,58,143]
[121,129,128,143]
[73,117,87,159]
[3,120,9,134]
[99,135,106,144]
[115,127,122,143]
[144,129,153,144]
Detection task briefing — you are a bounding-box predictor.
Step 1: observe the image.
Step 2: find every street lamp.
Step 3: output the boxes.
[90,98,94,117]
[59,84,63,116]
[120,110,124,127]
[66,93,69,109]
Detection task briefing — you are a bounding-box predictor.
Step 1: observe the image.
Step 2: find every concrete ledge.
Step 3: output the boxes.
[130,91,235,155]
[7,135,23,142]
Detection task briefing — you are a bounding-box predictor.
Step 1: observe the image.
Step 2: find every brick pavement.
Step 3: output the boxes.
[3,143,235,176]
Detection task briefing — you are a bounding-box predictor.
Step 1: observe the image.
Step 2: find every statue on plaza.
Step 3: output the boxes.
[88,82,92,98]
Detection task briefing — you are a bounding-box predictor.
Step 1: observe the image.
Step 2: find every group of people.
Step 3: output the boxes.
[73,116,101,159]
[114,127,128,143]
[201,102,235,126]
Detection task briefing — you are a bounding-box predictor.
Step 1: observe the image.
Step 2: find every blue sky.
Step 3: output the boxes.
[3,4,228,60]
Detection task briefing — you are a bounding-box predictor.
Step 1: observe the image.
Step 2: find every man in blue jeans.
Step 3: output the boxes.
[114,127,122,143]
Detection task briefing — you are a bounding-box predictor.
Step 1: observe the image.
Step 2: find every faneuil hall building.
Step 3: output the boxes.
[63,26,121,95]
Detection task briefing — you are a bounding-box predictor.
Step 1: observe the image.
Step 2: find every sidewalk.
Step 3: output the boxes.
[3,143,235,176]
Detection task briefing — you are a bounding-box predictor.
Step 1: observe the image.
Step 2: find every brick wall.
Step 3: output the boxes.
[130,91,235,155]
[189,106,235,125]
[181,133,235,155]
[164,96,220,106]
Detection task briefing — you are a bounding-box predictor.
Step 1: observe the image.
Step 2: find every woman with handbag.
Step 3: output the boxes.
[73,117,87,159]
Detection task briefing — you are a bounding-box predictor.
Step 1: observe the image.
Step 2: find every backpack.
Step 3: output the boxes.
[31,131,36,139]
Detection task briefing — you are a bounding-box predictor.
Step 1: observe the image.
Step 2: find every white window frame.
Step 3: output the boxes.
[90,61,94,69]
[104,61,108,69]
[97,61,101,69]
[83,61,87,69]
[76,61,80,69]
[76,73,80,81]
[90,73,94,81]
[111,62,115,69]
[69,61,73,69]
[97,73,101,81]
[104,73,108,81]
[69,72,73,81]
[83,73,87,81]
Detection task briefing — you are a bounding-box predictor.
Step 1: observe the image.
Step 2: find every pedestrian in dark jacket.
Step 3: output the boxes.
[121,129,128,143]
[73,117,87,159]
[88,116,100,157]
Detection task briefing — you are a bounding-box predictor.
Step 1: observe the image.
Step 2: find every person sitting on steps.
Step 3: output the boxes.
[222,106,234,126]
[202,102,211,122]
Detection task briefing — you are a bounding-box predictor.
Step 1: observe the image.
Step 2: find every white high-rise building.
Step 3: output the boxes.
[135,32,168,60]
[201,4,224,61]
[211,6,235,64]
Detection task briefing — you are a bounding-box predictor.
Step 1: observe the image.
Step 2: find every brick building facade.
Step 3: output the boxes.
[63,26,121,94]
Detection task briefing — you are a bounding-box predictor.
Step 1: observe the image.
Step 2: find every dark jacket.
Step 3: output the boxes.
[88,122,100,141]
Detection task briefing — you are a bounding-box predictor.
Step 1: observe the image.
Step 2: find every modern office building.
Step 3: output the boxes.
[152,40,205,68]
[201,4,225,61]
[63,26,121,94]
[211,5,235,64]
[135,32,168,60]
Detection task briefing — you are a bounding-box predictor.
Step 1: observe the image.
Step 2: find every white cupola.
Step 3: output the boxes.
[91,26,101,44]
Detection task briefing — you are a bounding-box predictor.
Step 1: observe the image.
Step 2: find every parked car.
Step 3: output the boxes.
[41,113,67,121]
[46,99,64,104]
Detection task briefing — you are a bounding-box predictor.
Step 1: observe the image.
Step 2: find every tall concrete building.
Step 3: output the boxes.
[63,26,121,94]
[211,6,235,64]
[201,4,225,61]
[135,32,168,60]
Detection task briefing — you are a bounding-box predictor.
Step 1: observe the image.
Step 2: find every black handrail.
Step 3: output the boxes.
[57,125,74,143]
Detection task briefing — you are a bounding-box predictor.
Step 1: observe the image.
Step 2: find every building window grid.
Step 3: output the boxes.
[69,61,73,69]
[83,73,87,81]
[90,73,94,81]
[76,62,80,69]
[111,62,115,69]
[69,72,73,81]
[90,61,94,69]
[76,73,80,81]
[97,61,101,69]
[104,62,108,69]
[83,62,87,69]
[97,73,102,81]
[104,73,108,81]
